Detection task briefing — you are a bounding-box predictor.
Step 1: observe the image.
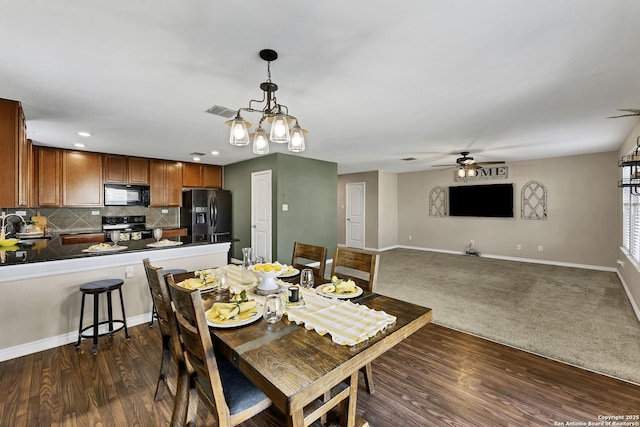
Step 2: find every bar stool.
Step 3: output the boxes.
[148,268,187,327]
[76,279,130,355]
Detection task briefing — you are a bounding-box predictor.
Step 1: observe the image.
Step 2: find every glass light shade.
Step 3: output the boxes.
[467,168,477,177]
[457,168,466,178]
[288,125,306,152]
[269,114,290,143]
[227,116,251,146]
[253,128,270,155]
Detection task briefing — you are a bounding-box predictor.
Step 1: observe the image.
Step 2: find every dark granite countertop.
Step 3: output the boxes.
[0,234,236,266]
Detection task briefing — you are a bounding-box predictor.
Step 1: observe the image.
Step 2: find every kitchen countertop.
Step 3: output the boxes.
[0,234,236,266]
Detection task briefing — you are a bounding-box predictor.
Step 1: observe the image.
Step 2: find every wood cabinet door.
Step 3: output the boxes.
[165,161,183,206]
[104,154,128,183]
[182,162,202,188]
[38,147,62,206]
[128,157,149,184]
[202,165,222,188]
[17,116,30,207]
[62,151,103,206]
[149,159,167,206]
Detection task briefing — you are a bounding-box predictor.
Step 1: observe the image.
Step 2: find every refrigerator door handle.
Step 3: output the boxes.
[210,196,218,231]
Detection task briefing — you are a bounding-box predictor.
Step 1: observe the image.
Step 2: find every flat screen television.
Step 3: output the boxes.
[449,183,514,218]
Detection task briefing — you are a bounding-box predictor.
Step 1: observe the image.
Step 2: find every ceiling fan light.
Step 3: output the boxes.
[457,168,466,178]
[288,124,306,152]
[253,127,270,155]
[226,115,251,146]
[467,168,477,177]
[269,113,290,143]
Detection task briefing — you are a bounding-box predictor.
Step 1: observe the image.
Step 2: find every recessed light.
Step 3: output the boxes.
[77,131,92,137]
[210,150,220,156]
[74,143,86,148]
[193,157,201,162]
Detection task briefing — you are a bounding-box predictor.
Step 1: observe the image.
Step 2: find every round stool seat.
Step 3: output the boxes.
[164,269,187,276]
[80,279,124,294]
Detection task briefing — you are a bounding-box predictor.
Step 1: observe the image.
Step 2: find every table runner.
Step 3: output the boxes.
[203,265,397,346]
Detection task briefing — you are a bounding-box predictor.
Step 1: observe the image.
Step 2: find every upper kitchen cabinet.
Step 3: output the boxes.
[38,147,62,207]
[150,159,182,206]
[0,98,31,208]
[62,150,103,206]
[104,154,149,185]
[182,162,222,188]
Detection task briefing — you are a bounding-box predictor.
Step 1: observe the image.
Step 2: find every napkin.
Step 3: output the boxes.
[322,279,357,294]
[207,300,257,322]
[178,278,206,290]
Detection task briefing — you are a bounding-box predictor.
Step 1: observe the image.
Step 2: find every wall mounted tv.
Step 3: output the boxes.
[449,183,514,218]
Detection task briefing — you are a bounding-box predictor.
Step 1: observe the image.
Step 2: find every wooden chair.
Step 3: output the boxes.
[166,276,272,427]
[291,242,328,280]
[142,258,190,427]
[330,247,380,394]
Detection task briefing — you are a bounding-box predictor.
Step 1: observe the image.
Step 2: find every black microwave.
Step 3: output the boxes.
[104,184,150,206]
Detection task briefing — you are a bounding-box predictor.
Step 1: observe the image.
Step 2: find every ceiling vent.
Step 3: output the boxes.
[401,157,417,161]
[189,152,206,157]
[205,105,237,118]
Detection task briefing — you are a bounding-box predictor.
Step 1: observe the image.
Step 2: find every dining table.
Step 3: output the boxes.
[172,264,433,427]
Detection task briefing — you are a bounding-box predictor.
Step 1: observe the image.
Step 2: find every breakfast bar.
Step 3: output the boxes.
[0,235,231,362]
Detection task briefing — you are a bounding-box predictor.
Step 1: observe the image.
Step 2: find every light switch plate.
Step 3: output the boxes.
[282,204,289,211]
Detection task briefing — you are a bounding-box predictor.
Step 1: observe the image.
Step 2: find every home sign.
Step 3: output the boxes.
[454,166,509,182]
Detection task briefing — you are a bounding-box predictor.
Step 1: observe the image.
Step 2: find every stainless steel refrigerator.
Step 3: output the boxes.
[180,189,232,237]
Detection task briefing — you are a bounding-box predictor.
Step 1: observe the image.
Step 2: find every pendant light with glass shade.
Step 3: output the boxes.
[226,49,308,155]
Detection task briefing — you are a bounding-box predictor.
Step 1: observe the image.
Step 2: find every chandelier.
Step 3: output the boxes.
[226,49,308,155]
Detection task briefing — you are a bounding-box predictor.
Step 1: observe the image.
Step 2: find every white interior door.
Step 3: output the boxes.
[251,170,272,261]
[346,182,365,248]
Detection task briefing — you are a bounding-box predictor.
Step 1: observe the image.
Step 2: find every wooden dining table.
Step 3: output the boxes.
[173,268,433,427]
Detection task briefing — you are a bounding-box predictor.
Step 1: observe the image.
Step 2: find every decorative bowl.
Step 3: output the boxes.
[251,263,285,291]
[0,238,19,247]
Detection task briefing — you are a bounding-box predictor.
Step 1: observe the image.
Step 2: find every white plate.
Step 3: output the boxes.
[16,231,44,238]
[146,240,184,248]
[82,245,127,253]
[205,306,262,328]
[316,285,363,299]
[278,268,300,278]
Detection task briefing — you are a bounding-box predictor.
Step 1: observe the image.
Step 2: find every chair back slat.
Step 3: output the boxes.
[330,247,380,292]
[291,242,328,280]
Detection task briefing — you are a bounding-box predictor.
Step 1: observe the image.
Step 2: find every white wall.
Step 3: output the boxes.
[378,171,398,250]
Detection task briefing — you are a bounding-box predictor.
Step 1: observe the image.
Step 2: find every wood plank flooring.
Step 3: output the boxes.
[1,322,638,426]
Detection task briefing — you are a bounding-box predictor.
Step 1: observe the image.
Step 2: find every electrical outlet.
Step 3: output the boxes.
[538,245,543,252]
[408,235,412,241]
[91,210,100,215]
[125,265,134,278]
[516,244,522,250]
[15,210,26,216]
[161,209,168,214]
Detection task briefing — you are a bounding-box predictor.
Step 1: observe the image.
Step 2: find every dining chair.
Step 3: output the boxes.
[330,246,380,394]
[142,259,191,427]
[291,241,328,281]
[166,275,272,427]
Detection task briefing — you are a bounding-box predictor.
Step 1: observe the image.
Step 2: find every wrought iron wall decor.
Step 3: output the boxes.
[521,180,547,220]
[429,186,447,218]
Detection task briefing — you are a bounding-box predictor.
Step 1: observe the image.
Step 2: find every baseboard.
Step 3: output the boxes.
[0,313,151,363]
[615,271,640,324]
[394,245,616,272]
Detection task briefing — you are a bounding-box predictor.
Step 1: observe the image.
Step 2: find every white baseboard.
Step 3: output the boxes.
[615,271,640,324]
[0,313,151,363]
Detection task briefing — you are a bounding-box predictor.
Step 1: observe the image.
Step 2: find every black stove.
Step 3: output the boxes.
[102,216,152,240]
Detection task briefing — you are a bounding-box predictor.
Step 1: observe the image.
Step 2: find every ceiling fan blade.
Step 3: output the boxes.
[475,161,506,165]
[431,164,457,167]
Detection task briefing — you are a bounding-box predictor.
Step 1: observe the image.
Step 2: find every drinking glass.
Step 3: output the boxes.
[214,270,228,288]
[153,228,163,242]
[110,230,121,247]
[263,294,283,324]
[300,268,314,289]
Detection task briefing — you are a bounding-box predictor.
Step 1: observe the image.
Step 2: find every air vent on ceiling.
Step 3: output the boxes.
[205,105,237,118]
[401,157,418,161]
[190,152,206,156]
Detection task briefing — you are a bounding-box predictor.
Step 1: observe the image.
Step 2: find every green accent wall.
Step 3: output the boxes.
[223,153,337,264]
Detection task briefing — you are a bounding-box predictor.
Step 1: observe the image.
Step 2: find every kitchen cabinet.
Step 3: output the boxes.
[150,159,182,206]
[62,150,103,206]
[182,162,222,188]
[0,98,31,208]
[104,154,149,185]
[38,147,62,207]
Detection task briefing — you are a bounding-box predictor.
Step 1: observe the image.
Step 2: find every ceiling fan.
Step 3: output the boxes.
[431,152,505,169]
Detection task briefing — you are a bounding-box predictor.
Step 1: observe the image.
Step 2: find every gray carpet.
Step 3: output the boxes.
[374,248,640,385]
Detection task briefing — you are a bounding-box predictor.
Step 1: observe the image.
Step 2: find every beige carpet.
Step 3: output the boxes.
[374,248,640,385]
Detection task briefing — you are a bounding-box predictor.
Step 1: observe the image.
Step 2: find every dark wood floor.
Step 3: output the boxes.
[1,322,638,427]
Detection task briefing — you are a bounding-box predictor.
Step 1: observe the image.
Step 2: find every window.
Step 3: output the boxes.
[622,166,640,262]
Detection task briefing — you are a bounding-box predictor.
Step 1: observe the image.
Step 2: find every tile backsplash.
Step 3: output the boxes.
[1,206,179,233]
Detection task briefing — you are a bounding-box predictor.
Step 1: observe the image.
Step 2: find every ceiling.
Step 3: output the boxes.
[1,1,639,174]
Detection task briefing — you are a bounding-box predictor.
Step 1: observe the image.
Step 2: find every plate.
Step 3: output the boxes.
[279,267,300,278]
[16,231,44,238]
[82,245,127,253]
[316,285,363,299]
[146,240,184,248]
[205,306,262,328]
[177,277,221,292]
